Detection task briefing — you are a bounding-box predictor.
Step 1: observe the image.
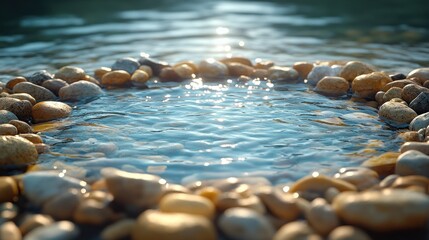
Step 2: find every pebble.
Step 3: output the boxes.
[138,56,169,76]
[382,86,402,103]
[32,101,72,123]
[22,171,89,205]
[401,84,429,103]
[0,221,21,240]
[0,203,18,224]
[256,187,301,221]
[42,189,82,220]
[130,69,150,87]
[111,57,140,75]
[351,72,392,99]
[73,199,114,225]
[19,214,54,235]
[255,60,274,70]
[132,210,216,240]
[13,82,56,102]
[273,221,322,240]
[390,73,407,81]
[139,65,154,77]
[101,70,131,86]
[333,189,429,231]
[293,62,314,80]
[42,79,69,96]
[378,101,417,126]
[409,92,429,114]
[289,174,357,194]
[26,70,54,85]
[0,177,18,203]
[400,142,429,155]
[226,62,254,77]
[159,193,215,219]
[339,61,376,82]
[94,67,112,80]
[334,167,379,191]
[174,61,198,74]
[314,76,349,96]
[409,112,429,131]
[8,120,32,134]
[306,65,334,86]
[306,198,339,236]
[174,64,194,79]
[327,226,371,240]
[23,221,79,240]
[407,68,429,82]
[250,69,268,79]
[395,150,429,177]
[0,124,17,135]
[0,98,32,121]
[220,57,252,67]
[0,110,18,124]
[5,77,27,92]
[18,133,42,144]
[159,67,181,82]
[54,66,86,84]
[399,130,421,142]
[7,93,36,105]
[59,80,103,101]
[101,219,135,240]
[361,152,400,176]
[218,207,275,240]
[198,59,228,79]
[216,192,266,214]
[268,66,299,82]
[0,136,38,165]
[391,175,429,193]
[382,79,414,91]
[101,168,166,211]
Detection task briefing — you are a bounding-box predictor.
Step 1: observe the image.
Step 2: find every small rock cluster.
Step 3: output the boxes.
[0,55,429,239]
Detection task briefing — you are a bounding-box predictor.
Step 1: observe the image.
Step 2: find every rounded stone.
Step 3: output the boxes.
[59,80,103,102]
[218,207,275,240]
[251,69,268,79]
[382,86,402,103]
[94,67,112,80]
[8,120,32,134]
[139,65,153,77]
[401,84,429,103]
[0,221,21,240]
[173,61,198,74]
[130,69,150,87]
[226,62,254,77]
[54,66,86,84]
[256,187,301,221]
[400,142,429,155]
[293,62,314,80]
[159,193,215,219]
[216,192,266,214]
[138,56,169,76]
[390,73,407,81]
[378,101,417,126]
[268,66,299,82]
[42,79,69,96]
[351,72,392,99]
[0,110,18,124]
[23,221,79,240]
[19,214,54,235]
[0,124,17,135]
[327,226,371,240]
[315,76,349,96]
[32,101,72,123]
[410,92,429,114]
[273,221,322,240]
[101,70,131,86]
[306,198,339,236]
[0,136,38,165]
[132,210,216,240]
[382,79,414,92]
[8,93,36,105]
[0,177,18,203]
[13,82,56,102]
[255,60,274,70]
[410,112,429,131]
[73,199,114,225]
[0,97,32,121]
[101,219,135,240]
[396,150,429,177]
[26,70,54,85]
[5,77,27,92]
[407,68,429,82]
[159,67,181,82]
[220,57,252,67]
[174,64,194,79]
[199,59,228,79]
[339,61,376,82]
[111,57,140,75]
[42,189,82,220]
[334,167,379,191]
[332,189,429,231]
[18,133,42,144]
[361,152,400,176]
[289,174,357,194]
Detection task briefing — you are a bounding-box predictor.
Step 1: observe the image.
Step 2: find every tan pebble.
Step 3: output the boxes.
[289,174,357,194]
[159,193,215,219]
[8,93,36,105]
[0,177,18,203]
[255,60,274,70]
[162,183,190,196]
[17,134,42,144]
[339,61,376,82]
[196,186,220,204]
[19,214,53,235]
[132,210,216,240]
[42,189,82,220]
[220,57,252,66]
[8,120,32,134]
[174,64,194,79]
[324,187,340,204]
[382,87,402,103]
[256,187,301,221]
[379,174,399,188]
[0,221,21,240]
[174,61,198,73]
[407,68,429,82]
[138,65,153,78]
[54,66,86,84]
[86,190,113,203]
[101,219,136,240]
[216,192,266,214]
[375,91,385,105]
[306,198,339,236]
[73,199,114,225]
[94,67,111,80]
[159,67,181,82]
[382,79,415,92]
[250,69,269,79]
[0,97,32,121]
[327,226,371,240]
[391,175,429,194]
[399,131,421,142]
[395,150,429,178]
[42,79,69,96]
[401,84,429,103]
[5,77,27,92]
[198,59,228,79]
[315,76,349,96]
[0,124,17,135]
[378,101,417,125]
[334,167,379,191]
[226,62,254,77]
[361,152,400,176]
[101,70,131,86]
[268,66,299,82]
[23,221,79,240]
[293,62,314,80]
[351,72,392,99]
[31,101,72,123]
[400,142,429,155]
[83,75,100,85]
[130,70,150,87]
[273,221,322,240]
[0,136,38,165]
[34,143,49,154]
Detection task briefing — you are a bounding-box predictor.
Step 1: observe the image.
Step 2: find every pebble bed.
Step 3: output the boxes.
[0,55,429,240]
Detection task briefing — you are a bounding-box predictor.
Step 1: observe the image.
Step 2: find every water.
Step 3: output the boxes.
[1,0,428,184]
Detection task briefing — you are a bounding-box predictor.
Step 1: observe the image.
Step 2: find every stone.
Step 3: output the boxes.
[255,60,274,70]
[174,64,194,79]
[333,189,429,231]
[101,70,131,86]
[159,193,215,219]
[401,84,429,103]
[361,152,400,176]
[8,120,32,134]
[382,86,402,103]
[375,91,384,105]
[8,93,36,105]
[13,82,56,102]
[0,221,21,240]
[220,57,252,67]
[273,221,322,240]
[289,174,357,194]
[0,98,32,121]
[73,199,114,225]
[382,79,414,91]
[399,131,421,142]
[199,59,228,79]
[138,56,169,76]
[218,207,275,240]
[23,221,79,240]
[18,133,42,144]
[0,110,17,124]
[42,79,68,96]
[59,80,103,101]
[410,112,429,131]
[306,198,339,236]
[293,62,314,80]
[111,57,140,75]
[0,136,38,165]
[216,192,266,214]
[0,124,17,135]
[256,187,301,221]
[390,73,407,81]
[0,203,18,224]
[22,171,89,205]
[378,101,417,126]
[32,101,72,123]
[94,67,111,80]
[395,150,429,177]
[314,76,349,96]
[159,67,181,82]
[408,68,429,82]
[401,142,429,155]
[351,72,392,99]
[19,214,54,235]
[5,77,27,92]
[307,65,334,86]
[327,226,371,240]
[226,63,254,77]
[130,70,150,87]
[410,92,429,114]
[196,187,220,204]
[42,189,82,220]
[54,66,86,84]
[26,70,53,85]
[268,66,299,82]
[0,177,18,203]
[139,65,153,77]
[101,219,135,240]
[334,167,379,191]
[250,69,268,79]
[339,61,376,82]
[391,176,429,193]
[101,168,166,211]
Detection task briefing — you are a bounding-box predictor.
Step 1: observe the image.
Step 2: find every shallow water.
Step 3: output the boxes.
[1,0,428,184]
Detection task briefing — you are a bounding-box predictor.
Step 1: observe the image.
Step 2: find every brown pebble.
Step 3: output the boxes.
[159,67,181,82]
[101,70,131,86]
[328,226,371,240]
[0,177,18,203]
[73,199,114,225]
[174,64,195,79]
[130,70,150,87]
[19,214,53,236]
[220,57,252,67]
[138,65,153,78]
[226,62,254,77]
[42,79,68,96]
[174,61,198,74]
[0,124,17,135]
[7,93,36,105]
[256,187,301,221]
[18,134,42,144]
[6,77,27,93]
[31,101,72,123]
[254,60,274,70]
[94,67,112,81]
[293,62,314,80]
[8,120,32,134]
[42,189,82,220]
[0,221,21,240]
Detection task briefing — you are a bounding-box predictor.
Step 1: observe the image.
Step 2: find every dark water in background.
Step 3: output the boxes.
[0,0,428,184]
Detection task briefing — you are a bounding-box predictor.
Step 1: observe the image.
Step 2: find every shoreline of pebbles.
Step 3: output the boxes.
[0,55,428,240]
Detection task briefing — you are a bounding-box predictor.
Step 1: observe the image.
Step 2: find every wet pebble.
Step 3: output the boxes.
[0,136,38,165]
[73,199,115,225]
[130,69,150,87]
[159,193,215,219]
[0,124,17,135]
[351,72,392,99]
[42,189,82,220]
[226,62,254,77]
[361,152,400,176]
[409,112,429,131]
[0,98,32,121]
[0,110,17,124]
[5,77,27,92]
[8,120,32,134]
[339,61,376,82]
[59,80,103,101]
[273,221,322,240]
[382,79,414,91]
[409,92,429,114]
[390,73,407,81]
[24,221,79,240]
[0,177,18,203]
[306,198,339,236]
[400,142,429,155]
[382,86,402,103]
[26,70,53,85]
[0,221,21,240]
[293,62,314,80]
[216,192,266,214]
[111,57,140,75]
[101,219,135,240]
[306,65,334,86]
[314,76,349,96]
[13,82,56,102]
[401,84,429,103]
[289,174,357,195]
[334,167,379,191]
[256,187,301,221]
[7,93,36,105]
[31,101,72,123]
[378,100,417,126]
[159,67,181,82]
[42,79,68,96]
[18,133,42,144]
[94,67,111,80]
[54,66,86,84]
[396,150,429,177]
[220,57,252,66]
[327,226,371,240]
[218,207,275,240]
[407,68,429,82]
[138,56,169,76]
[101,70,131,86]
[198,59,228,79]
